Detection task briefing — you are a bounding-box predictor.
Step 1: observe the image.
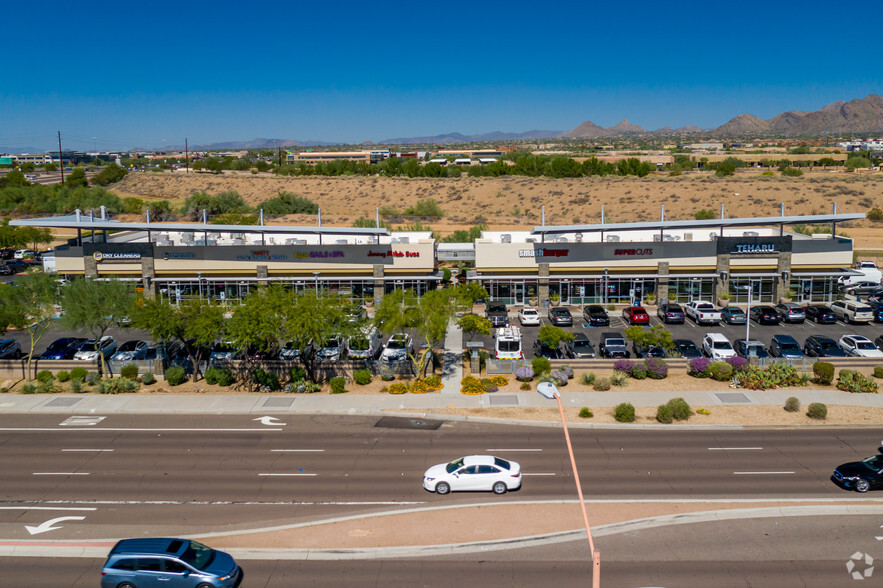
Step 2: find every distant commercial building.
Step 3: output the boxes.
[287,149,390,165]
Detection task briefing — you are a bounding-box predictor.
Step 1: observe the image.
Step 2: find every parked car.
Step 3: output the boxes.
[518,307,541,326]
[721,306,747,325]
[598,332,629,358]
[485,301,509,328]
[702,333,737,361]
[733,338,770,359]
[865,300,883,322]
[209,342,241,363]
[532,339,564,359]
[380,333,413,363]
[423,455,522,495]
[246,343,279,361]
[317,337,346,361]
[684,300,722,325]
[13,249,35,259]
[564,333,595,358]
[0,248,13,260]
[673,338,702,359]
[110,340,149,362]
[100,537,242,588]
[347,326,383,360]
[633,342,666,358]
[582,305,610,327]
[0,339,22,359]
[831,300,875,324]
[548,307,573,327]
[769,334,803,359]
[804,335,848,358]
[804,305,837,324]
[657,303,685,324]
[622,306,650,325]
[839,335,883,358]
[774,302,806,323]
[73,336,117,361]
[750,305,783,325]
[867,289,883,303]
[40,337,87,360]
[840,281,881,297]
[832,455,883,493]
[279,341,302,361]
[0,260,29,275]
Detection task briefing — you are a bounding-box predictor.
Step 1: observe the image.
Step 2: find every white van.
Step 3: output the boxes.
[494,326,523,360]
[831,300,874,324]
[347,326,383,360]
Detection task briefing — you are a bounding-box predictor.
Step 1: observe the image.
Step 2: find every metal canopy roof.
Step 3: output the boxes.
[530,212,865,235]
[9,216,390,236]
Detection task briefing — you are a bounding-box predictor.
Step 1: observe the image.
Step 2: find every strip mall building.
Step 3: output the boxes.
[12,208,863,307]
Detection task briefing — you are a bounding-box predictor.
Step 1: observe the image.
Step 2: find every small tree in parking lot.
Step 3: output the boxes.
[537,324,574,351]
[0,270,58,380]
[458,313,492,343]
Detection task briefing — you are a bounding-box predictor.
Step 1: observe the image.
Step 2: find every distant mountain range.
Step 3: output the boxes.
[4,95,882,154]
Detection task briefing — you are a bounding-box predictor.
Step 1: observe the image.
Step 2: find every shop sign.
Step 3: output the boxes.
[614,248,653,256]
[92,251,141,262]
[518,248,569,258]
[368,250,420,258]
[718,236,791,256]
[236,249,289,261]
[162,252,196,260]
[733,243,777,253]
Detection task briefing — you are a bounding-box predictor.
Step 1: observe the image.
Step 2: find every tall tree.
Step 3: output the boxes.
[281,290,346,383]
[226,286,290,390]
[1,270,58,379]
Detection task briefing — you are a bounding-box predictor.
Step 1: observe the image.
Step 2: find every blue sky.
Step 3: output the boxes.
[2,1,879,151]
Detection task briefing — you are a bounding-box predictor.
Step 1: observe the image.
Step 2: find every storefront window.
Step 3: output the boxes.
[728,277,775,304]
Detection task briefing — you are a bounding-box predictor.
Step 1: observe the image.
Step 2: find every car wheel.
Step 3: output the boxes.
[117,583,137,588]
[492,481,508,495]
[435,481,451,495]
[856,479,871,493]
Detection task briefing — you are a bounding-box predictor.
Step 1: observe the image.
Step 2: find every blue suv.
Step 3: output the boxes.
[101,538,242,588]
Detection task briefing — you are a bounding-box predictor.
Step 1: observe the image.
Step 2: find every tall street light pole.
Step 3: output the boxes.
[537,382,600,588]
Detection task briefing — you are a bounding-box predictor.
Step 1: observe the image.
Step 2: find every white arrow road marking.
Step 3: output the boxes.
[254,416,287,426]
[25,516,86,535]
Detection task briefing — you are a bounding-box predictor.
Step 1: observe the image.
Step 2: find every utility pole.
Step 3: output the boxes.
[185,138,189,173]
[58,131,65,185]
[277,147,282,167]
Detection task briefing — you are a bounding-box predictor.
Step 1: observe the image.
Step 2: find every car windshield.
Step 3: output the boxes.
[498,341,520,352]
[606,338,625,347]
[487,302,506,312]
[713,341,732,350]
[680,342,699,352]
[573,341,593,351]
[745,344,763,356]
[179,540,215,571]
[857,342,876,350]
[446,457,465,473]
[587,306,604,314]
[46,339,73,351]
[387,338,407,349]
[781,343,800,352]
[522,309,537,316]
[119,341,140,351]
[349,337,369,350]
[728,308,745,315]
[819,341,838,351]
[324,338,340,348]
[552,309,569,316]
[858,307,873,313]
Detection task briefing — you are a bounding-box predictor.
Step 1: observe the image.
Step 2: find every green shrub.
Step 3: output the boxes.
[837,370,879,394]
[289,366,306,382]
[98,377,140,394]
[388,382,408,394]
[874,365,883,379]
[656,404,674,424]
[329,376,348,394]
[36,370,54,383]
[164,366,187,386]
[734,363,803,390]
[709,362,733,382]
[85,372,100,386]
[56,370,70,383]
[593,377,611,391]
[630,366,647,380]
[667,397,692,421]
[579,372,597,386]
[141,372,156,385]
[380,368,395,381]
[205,366,234,386]
[610,370,629,387]
[781,167,803,177]
[20,383,37,394]
[814,362,835,385]
[807,402,828,420]
[520,381,531,390]
[253,368,281,391]
[353,369,372,385]
[70,367,88,381]
[614,402,636,423]
[70,379,84,393]
[578,407,593,418]
[784,396,801,412]
[697,407,711,415]
[120,364,139,379]
[531,356,551,375]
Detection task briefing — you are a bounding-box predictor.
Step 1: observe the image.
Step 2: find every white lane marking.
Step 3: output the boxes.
[0,506,96,511]
[0,428,283,432]
[733,471,794,475]
[33,472,90,476]
[254,416,287,426]
[522,473,556,476]
[62,449,114,452]
[708,447,763,451]
[60,416,105,426]
[25,516,86,535]
[271,449,325,452]
[258,473,317,477]
[2,499,425,506]
[485,449,543,452]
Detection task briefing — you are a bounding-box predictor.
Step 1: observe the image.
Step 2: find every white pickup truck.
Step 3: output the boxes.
[684,300,723,325]
[839,261,883,287]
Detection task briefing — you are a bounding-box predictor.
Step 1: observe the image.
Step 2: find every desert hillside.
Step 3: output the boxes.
[110,171,883,239]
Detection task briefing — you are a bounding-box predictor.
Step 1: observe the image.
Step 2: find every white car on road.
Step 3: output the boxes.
[518,307,541,326]
[423,455,522,495]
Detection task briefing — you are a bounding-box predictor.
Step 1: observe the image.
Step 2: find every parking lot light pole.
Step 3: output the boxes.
[537,382,600,588]
[744,284,752,346]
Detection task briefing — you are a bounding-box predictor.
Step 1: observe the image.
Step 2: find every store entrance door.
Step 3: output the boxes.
[513,283,524,306]
[560,282,571,306]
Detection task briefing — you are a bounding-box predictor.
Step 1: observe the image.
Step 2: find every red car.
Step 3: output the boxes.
[622,306,650,325]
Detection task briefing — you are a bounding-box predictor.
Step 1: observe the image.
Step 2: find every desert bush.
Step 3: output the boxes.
[807,402,828,420]
[580,372,597,386]
[56,370,70,383]
[409,380,429,394]
[70,379,84,393]
[164,366,187,386]
[120,364,139,380]
[289,366,306,381]
[784,396,801,412]
[614,402,636,423]
[644,357,669,379]
[460,376,485,395]
[253,368,281,391]
[688,356,711,378]
[710,361,734,382]
[560,365,574,379]
[667,397,692,421]
[593,377,611,391]
[70,367,88,381]
[141,372,156,385]
[550,370,568,386]
[520,381,531,390]
[814,362,835,385]
[656,404,674,424]
[874,365,883,379]
[20,383,38,394]
[610,370,629,387]
[490,375,508,387]
[726,356,749,372]
[388,382,408,394]
[613,359,635,374]
[380,368,396,381]
[515,366,535,381]
[531,356,551,375]
[85,372,100,386]
[353,369,372,385]
[734,363,802,390]
[578,407,593,418]
[423,375,443,390]
[480,378,499,393]
[837,370,879,394]
[99,377,140,394]
[36,370,54,383]
[329,376,347,394]
[205,367,234,386]
[630,365,647,379]
[696,407,711,415]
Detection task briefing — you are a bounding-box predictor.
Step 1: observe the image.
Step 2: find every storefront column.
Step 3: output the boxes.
[776,251,792,301]
[84,254,98,278]
[656,262,669,303]
[716,253,730,300]
[256,265,268,287]
[140,257,157,299]
[538,263,550,307]
[373,265,384,306]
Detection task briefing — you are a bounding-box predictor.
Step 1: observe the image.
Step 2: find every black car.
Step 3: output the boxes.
[564,333,595,358]
[750,305,783,325]
[39,337,88,360]
[832,455,883,492]
[582,305,610,327]
[0,249,13,260]
[0,260,29,275]
[866,300,883,322]
[673,339,702,359]
[804,305,837,324]
[532,339,564,359]
[804,335,847,358]
[656,303,685,324]
[633,342,666,358]
[733,338,770,359]
[548,307,573,327]
[598,332,629,358]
